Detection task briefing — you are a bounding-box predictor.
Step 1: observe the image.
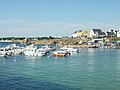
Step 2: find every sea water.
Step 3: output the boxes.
[0,43,120,90]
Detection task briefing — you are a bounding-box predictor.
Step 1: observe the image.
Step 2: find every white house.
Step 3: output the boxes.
[117,30,120,37]
[90,29,105,38]
[71,30,90,38]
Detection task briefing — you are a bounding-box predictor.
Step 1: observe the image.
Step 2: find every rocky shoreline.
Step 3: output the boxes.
[0,38,103,48]
[0,37,120,49]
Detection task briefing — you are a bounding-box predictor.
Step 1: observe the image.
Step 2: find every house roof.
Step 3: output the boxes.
[92,29,103,35]
[106,32,116,36]
[102,32,106,35]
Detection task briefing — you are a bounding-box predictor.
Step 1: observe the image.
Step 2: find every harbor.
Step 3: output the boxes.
[1,0,120,90]
[0,36,119,58]
[0,41,80,58]
[0,44,120,90]
[0,42,120,90]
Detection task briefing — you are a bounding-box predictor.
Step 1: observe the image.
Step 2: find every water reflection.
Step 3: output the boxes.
[0,49,120,90]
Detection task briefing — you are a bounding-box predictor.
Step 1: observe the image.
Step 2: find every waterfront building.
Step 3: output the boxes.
[105,29,117,37]
[117,30,120,37]
[105,32,116,37]
[90,29,105,38]
[71,30,90,38]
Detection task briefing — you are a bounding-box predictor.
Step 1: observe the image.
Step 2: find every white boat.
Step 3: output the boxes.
[23,44,46,57]
[52,50,70,57]
[5,44,20,50]
[11,48,23,55]
[4,44,23,55]
[35,49,46,56]
[0,48,6,57]
[24,50,45,56]
[41,45,55,52]
[60,47,79,52]
[42,45,52,50]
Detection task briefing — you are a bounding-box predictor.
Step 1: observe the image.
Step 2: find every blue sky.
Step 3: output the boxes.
[0,0,120,37]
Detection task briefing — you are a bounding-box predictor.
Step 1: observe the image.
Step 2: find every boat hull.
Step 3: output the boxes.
[52,50,70,57]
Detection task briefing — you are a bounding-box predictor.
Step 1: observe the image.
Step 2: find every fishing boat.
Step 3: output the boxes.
[52,50,70,57]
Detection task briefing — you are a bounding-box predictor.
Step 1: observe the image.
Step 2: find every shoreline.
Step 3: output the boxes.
[0,39,119,49]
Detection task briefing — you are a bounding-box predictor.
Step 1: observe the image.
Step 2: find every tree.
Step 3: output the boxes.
[115,30,118,37]
[49,36,54,39]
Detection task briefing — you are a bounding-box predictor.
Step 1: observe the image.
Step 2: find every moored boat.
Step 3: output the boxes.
[0,48,6,57]
[23,44,46,57]
[52,50,70,57]
[60,47,79,52]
